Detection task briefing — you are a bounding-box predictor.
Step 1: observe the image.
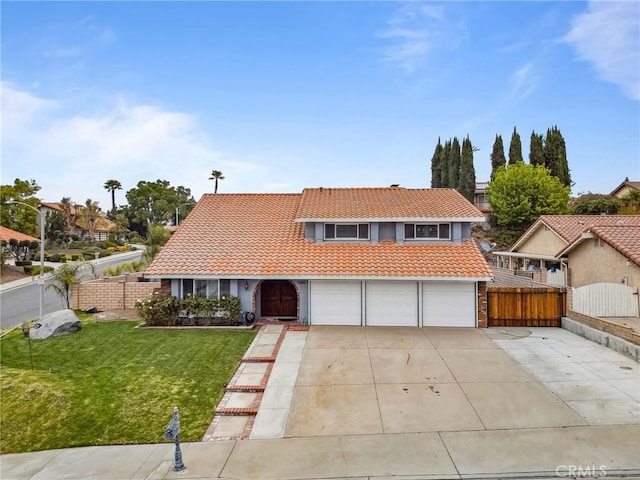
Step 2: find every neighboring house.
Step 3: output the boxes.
[610,179,640,199]
[41,202,115,241]
[474,181,491,222]
[0,226,39,243]
[494,215,640,316]
[145,187,493,327]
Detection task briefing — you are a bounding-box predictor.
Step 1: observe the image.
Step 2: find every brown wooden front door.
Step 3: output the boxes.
[261,281,297,317]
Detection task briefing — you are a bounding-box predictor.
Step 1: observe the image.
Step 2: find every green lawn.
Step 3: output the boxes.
[0,320,256,454]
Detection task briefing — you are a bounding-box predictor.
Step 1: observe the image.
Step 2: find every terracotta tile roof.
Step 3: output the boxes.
[559,225,640,267]
[0,226,39,243]
[145,192,492,279]
[294,187,485,221]
[512,215,640,252]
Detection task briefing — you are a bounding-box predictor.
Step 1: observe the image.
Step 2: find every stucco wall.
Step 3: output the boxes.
[568,238,640,290]
[516,227,566,256]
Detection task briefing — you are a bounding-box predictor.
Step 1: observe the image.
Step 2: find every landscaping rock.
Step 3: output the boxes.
[29,309,82,340]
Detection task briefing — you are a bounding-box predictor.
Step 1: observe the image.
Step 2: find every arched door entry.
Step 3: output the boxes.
[260,280,297,318]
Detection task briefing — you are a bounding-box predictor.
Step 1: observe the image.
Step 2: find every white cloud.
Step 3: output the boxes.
[1,83,265,207]
[510,62,538,100]
[563,1,640,101]
[377,3,452,73]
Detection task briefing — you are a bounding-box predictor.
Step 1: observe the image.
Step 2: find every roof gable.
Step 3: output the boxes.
[294,187,484,222]
[610,180,640,196]
[558,225,640,267]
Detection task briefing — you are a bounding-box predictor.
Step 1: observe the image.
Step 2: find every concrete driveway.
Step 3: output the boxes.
[283,326,594,437]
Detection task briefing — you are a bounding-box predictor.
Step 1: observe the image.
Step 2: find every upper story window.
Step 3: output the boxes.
[325,223,369,240]
[404,223,450,240]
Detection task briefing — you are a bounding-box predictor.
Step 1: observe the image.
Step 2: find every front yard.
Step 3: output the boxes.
[0,319,256,454]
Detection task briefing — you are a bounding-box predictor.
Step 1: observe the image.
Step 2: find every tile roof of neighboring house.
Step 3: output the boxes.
[610,180,640,196]
[0,226,39,243]
[558,225,640,267]
[145,192,492,280]
[294,187,485,222]
[511,215,640,252]
[41,202,82,215]
[75,214,115,233]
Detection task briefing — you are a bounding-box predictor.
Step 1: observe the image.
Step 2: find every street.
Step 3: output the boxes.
[0,250,143,329]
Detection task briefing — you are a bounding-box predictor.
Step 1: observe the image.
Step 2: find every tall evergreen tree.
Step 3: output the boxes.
[440,140,451,188]
[508,126,523,164]
[543,126,571,187]
[490,135,506,181]
[458,135,476,202]
[430,138,443,188]
[448,137,461,188]
[529,131,544,166]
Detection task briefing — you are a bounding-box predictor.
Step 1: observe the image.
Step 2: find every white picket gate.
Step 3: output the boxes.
[572,283,639,317]
[547,269,566,286]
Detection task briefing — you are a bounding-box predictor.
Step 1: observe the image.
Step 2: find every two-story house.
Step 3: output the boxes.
[144,187,492,327]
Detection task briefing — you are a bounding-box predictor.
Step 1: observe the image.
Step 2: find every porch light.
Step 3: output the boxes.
[244,281,249,291]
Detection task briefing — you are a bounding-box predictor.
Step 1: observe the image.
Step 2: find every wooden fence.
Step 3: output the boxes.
[487,287,566,327]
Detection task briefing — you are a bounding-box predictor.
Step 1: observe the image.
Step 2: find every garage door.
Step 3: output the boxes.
[423,282,476,327]
[366,281,418,326]
[310,281,361,325]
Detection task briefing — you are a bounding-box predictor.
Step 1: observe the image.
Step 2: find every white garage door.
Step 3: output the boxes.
[366,281,418,326]
[423,282,476,327]
[310,281,362,325]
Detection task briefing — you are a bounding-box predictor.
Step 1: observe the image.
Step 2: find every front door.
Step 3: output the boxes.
[261,281,297,317]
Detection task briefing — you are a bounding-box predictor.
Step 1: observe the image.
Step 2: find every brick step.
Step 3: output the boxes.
[215,407,259,415]
[242,356,276,363]
[226,384,265,392]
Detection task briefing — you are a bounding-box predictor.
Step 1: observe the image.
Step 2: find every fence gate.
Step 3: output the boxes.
[488,287,566,327]
[572,283,639,317]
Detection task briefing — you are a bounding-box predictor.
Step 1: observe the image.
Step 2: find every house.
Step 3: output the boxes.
[41,202,115,241]
[0,226,39,243]
[144,187,493,327]
[474,181,491,222]
[610,179,640,199]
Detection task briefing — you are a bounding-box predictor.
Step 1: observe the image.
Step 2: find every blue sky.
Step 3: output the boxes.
[2,1,639,209]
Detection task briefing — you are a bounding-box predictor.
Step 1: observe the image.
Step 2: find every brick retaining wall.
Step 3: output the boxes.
[567,310,640,346]
[72,278,159,310]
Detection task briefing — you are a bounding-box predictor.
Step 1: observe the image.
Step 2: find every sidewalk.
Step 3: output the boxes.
[2,425,640,479]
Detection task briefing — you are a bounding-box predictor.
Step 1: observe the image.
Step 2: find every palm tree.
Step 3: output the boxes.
[103,179,122,213]
[46,262,95,309]
[60,197,77,235]
[82,199,100,241]
[208,170,225,194]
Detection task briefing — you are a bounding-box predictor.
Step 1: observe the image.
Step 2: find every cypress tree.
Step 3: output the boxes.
[529,130,544,166]
[543,126,572,187]
[448,137,461,188]
[508,126,523,164]
[440,140,451,188]
[430,138,443,188]
[458,135,476,202]
[555,127,571,187]
[490,135,506,181]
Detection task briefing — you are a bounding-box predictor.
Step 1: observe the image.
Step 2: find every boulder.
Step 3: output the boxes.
[29,309,82,340]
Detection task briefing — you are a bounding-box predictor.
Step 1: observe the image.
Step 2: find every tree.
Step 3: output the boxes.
[143,223,172,263]
[508,126,523,165]
[209,170,225,194]
[620,190,640,214]
[448,137,461,189]
[571,194,621,215]
[60,197,78,235]
[430,139,443,188]
[544,126,571,187]
[529,131,544,166]
[46,262,95,309]
[440,140,451,188]
[490,135,506,181]
[458,136,476,202]
[45,210,66,239]
[103,179,122,215]
[487,163,570,231]
[125,180,195,236]
[81,199,100,240]
[0,178,41,237]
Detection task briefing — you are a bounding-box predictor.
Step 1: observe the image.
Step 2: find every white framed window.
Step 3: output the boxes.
[324,223,369,240]
[181,279,231,299]
[404,223,450,240]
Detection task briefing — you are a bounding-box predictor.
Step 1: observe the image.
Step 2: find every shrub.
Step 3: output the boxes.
[71,254,80,261]
[104,241,118,248]
[94,242,107,250]
[15,260,33,267]
[98,251,111,258]
[25,265,55,275]
[60,255,67,263]
[117,245,130,252]
[107,247,116,253]
[136,294,242,326]
[136,294,181,326]
[49,254,61,262]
